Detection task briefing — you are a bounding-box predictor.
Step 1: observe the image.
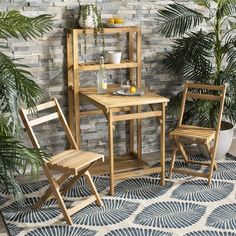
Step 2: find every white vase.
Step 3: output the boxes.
[78,5,98,29]
[198,121,234,160]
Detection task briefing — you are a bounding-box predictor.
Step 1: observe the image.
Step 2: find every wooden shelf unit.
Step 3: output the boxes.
[67,27,142,146]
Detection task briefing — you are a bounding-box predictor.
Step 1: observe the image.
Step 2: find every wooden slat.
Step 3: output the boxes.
[114,167,162,180]
[77,60,138,71]
[80,91,169,111]
[171,128,215,137]
[34,101,56,113]
[188,160,211,166]
[48,163,74,174]
[51,150,82,164]
[80,107,132,117]
[65,152,99,169]
[67,31,74,135]
[84,171,103,206]
[108,110,114,196]
[160,103,166,186]
[186,92,221,101]
[113,110,162,122]
[68,196,97,216]
[179,125,215,131]
[80,110,104,117]
[186,83,225,91]
[69,27,140,35]
[89,154,147,175]
[172,167,209,178]
[79,83,120,92]
[170,127,216,141]
[51,150,76,162]
[29,112,59,127]
[72,31,80,146]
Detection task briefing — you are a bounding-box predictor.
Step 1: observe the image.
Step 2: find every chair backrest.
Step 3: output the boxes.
[178,82,226,133]
[19,98,78,151]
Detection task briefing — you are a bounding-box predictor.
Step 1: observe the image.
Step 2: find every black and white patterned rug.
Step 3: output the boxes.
[0,154,236,236]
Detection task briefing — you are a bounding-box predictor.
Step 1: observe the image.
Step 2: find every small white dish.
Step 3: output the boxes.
[107,23,125,28]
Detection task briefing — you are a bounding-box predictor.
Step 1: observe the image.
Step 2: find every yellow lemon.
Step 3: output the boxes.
[108,18,115,24]
[114,18,124,24]
[129,86,136,94]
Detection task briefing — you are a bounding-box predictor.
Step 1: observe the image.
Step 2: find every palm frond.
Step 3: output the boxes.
[228,20,236,30]
[163,31,214,81]
[0,136,48,199]
[216,0,236,19]
[193,0,211,9]
[217,0,236,19]
[0,9,52,200]
[0,10,53,40]
[156,3,205,38]
[0,52,43,134]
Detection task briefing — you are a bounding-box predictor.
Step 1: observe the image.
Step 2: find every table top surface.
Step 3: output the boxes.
[80,90,169,110]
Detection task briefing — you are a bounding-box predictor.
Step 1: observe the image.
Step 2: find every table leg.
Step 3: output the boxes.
[137,105,142,160]
[160,103,166,186]
[108,110,114,196]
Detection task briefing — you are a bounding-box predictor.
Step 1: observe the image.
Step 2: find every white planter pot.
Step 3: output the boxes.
[198,121,234,160]
[78,6,97,29]
[107,51,122,64]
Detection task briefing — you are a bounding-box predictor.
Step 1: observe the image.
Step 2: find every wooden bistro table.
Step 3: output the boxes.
[80,89,169,195]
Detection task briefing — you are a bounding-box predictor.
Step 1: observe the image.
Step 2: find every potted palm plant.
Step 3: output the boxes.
[0,10,52,200]
[156,0,236,158]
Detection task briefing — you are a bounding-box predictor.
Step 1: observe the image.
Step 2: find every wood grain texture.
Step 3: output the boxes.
[19,98,104,225]
[169,82,227,185]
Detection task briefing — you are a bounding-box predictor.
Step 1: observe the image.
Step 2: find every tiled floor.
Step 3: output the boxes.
[1,140,236,235]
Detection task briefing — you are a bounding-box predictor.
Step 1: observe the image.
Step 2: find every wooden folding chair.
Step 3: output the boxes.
[19,98,104,225]
[169,82,226,184]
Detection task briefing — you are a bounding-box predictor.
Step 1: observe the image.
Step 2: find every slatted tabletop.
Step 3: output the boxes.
[80,91,169,110]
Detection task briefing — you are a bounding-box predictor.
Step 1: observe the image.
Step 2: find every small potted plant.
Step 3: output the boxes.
[78,2,105,54]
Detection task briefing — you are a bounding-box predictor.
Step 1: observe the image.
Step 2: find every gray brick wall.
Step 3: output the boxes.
[1,1,233,157]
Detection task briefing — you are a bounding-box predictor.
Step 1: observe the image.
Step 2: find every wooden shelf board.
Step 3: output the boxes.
[69,27,140,35]
[77,60,138,71]
[90,153,148,175]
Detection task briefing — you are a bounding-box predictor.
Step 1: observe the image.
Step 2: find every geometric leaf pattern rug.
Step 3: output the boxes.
[0,154,236,236]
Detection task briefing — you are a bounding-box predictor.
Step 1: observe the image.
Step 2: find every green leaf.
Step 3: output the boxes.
[0,9,52,200]
[0,52,43,134]
[217,0,236,19]
[163,31,214,81]
[156,3,205,38]
[229,20,236,29]
[0,136,48,200]
[0,10,53,40]
[193,0,211,8]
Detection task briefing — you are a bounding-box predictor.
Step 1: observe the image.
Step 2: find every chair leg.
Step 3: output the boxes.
[169,147,178,179]
[208,148,218,185]
[44,167,73,225]
[84,171,102,206]
[60,166,91,196]
[32,173,70,210]
[176,139,189,163]
[206,143,217,170]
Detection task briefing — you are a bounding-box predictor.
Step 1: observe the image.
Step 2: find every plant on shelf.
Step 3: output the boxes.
[0,10,52,200]
[78,2,105,54]
[156,0,236,129]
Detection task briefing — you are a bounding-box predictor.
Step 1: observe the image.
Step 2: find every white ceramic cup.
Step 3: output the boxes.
[107,51,122,64]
